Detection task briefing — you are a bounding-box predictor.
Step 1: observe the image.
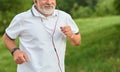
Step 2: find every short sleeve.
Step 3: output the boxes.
[5,15,22,39]
[66,14,79,34]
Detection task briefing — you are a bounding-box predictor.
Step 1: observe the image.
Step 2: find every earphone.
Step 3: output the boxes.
[31,8,62,72]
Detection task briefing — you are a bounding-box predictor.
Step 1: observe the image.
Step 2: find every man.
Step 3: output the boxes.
[2,0,81,72]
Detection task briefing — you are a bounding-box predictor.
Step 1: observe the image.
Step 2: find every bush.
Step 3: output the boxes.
[71,6,93,18]
[0,0,32,35]
[94,0,116,16]
[114,0,120,14]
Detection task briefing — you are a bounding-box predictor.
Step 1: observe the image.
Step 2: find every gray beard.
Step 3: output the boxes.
[39,6,55,15]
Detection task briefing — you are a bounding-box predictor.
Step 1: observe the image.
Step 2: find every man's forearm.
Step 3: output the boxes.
[2,34,17,51]
[69,34,81,46]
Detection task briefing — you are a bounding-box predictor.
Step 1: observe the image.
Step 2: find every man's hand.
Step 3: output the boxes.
[13,50,28,64]
[60,25,81,46]
[60,26,73,38]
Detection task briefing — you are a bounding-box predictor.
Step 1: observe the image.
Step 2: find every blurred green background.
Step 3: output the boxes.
[0,0,120,72]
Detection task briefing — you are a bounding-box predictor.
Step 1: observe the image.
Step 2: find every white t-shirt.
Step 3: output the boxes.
[6,5,79,72]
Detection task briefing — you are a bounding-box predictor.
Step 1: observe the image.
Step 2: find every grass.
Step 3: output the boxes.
[0,37,17,72]
[65,16,120,72]
[0,16,120,72]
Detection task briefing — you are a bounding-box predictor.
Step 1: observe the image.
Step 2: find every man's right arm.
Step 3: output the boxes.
[2,33,17,51]
[2,33,28,64]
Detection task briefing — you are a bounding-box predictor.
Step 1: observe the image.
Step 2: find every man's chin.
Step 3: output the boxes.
[38,7,55,15]
[44,11,54,15]
[44,8,54,11]
[43,9,54,14]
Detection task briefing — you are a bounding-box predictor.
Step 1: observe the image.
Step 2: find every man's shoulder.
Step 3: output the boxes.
[14,10,31,20]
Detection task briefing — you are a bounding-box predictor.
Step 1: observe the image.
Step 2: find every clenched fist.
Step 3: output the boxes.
[60,26,74,38]
[13,50,28,64]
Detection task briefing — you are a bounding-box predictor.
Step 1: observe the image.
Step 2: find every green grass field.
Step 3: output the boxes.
[66,16,120,72]
[0,16,120,72]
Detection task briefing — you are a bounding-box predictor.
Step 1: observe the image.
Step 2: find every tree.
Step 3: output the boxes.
[114,0,120,14]
[57,0,98,11]
[94,0,116,16]
[0,0,32,34]
[57,0,98,18]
